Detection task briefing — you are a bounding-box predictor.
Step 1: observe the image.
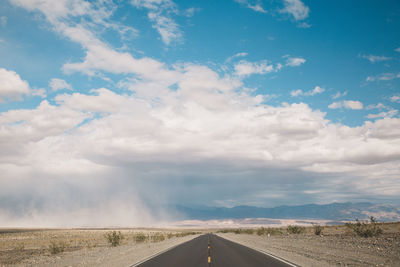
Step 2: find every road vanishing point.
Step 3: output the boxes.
[132,234,297,267]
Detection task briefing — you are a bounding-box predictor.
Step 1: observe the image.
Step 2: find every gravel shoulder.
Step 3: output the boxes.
[217,232,400,266]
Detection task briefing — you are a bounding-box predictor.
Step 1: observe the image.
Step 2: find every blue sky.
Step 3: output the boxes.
[0,0,400,226]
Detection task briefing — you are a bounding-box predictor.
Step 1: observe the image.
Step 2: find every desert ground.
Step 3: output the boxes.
[0,228,201,266]
[0,222,399,266]
[217,222,400,266]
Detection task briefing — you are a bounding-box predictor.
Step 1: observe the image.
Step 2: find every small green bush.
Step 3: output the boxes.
[256,227,282,236]
[167,233,174,239]
[105,231,124,247]
[242,228,254,234]
[345,217,383,237]
[257,227,266,236]
[287,225,305,234]
[151,232,165,242]
[133,232,147,243]
[48,241,66,254]
[175,231,198,237]
[314,225,323,235]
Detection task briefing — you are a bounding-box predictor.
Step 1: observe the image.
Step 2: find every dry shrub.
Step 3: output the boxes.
[287,225,305,234]
[105,231,124,247]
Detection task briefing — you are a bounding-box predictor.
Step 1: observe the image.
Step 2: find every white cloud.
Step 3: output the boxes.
[0,68,31,102]
[32,88,47,98]
[366,110,398,119]
[360,54,391,63]
[291,86,324,97]
[5,0,400,226]
[286,57,306,67]
[366,72,400,82]
[234,0,267,13]
[395,47,400,53]
[366,103,386,110]
[183,7,201,17]
[329,100,363,110]
[390,95,400,103]
[297,21,311,28]
[290,89,302,97]
[0,16,7,27]
[332,91,347,99]
[280,0,309,21]
[2,66,400,225]
[49,78,73,91]
[226,52,248,62]
[234,60,276,77]
[10,0,137,42]
[131,0,182,45]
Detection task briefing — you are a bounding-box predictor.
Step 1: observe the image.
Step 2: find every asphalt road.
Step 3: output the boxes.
[135,234,295,267]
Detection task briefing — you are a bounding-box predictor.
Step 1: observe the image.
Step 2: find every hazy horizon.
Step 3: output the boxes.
[1,0,400,227]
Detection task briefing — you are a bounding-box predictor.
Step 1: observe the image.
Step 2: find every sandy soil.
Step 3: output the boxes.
[217,223,400,266]
[0,229,200,266]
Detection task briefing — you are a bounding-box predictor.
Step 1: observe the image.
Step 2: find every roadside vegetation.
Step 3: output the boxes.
[314,225,323,235]
[217,217,386,238]
[287,225,305,234]
[105,231,124,247]
[48,241,67,254]
[217,227,282,236]
[345,217,383,237]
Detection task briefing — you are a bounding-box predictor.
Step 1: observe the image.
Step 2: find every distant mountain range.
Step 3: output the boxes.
[175,202,400,222]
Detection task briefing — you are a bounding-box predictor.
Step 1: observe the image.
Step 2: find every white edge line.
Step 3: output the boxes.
[252,247,299,267]
[215,234,299,267]
[128,235,200,267]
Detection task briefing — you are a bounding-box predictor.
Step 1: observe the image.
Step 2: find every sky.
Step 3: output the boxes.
[0,0,400,227]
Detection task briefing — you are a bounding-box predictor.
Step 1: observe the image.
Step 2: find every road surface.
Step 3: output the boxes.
[134,234,296,267]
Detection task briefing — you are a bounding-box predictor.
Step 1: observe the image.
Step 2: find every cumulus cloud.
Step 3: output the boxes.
[234,0,267,13]
[286,57,306,67]
[4,0,400,227]
[291,86,324,97]
[2,78,400,219]
[49,78,73,91]
[0,68,31,102]
[395,47,400,53]
[234,60,276,76]
[328,100,363,110]
[360,54,392,63]
[2,65,400,225]
[280,0,310,21]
